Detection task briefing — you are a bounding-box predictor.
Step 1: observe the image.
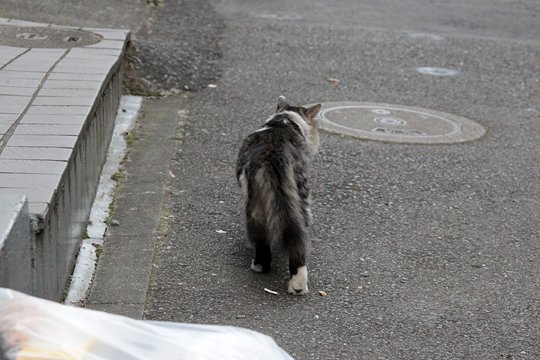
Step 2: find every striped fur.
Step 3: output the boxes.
[236,97,321,295]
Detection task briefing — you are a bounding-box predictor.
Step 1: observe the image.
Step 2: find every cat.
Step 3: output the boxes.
[236,96,321,295]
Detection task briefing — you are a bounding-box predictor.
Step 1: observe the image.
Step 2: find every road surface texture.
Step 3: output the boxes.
[143,1,540,359]
[5,0,539,359]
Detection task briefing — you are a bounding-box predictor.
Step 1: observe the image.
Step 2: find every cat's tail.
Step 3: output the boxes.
[246,158,310,294]
[260,162,308,256]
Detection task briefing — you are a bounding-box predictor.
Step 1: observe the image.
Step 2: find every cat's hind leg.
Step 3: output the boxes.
[247,218,272,273]
[283,222,309,295]
[288,264,308,295]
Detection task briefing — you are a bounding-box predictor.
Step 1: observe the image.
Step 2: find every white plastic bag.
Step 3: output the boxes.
[0,288,293,360]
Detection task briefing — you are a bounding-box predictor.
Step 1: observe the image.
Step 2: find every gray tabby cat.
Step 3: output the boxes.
[236,97,321,295]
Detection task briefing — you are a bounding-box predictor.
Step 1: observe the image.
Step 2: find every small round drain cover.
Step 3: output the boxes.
[0,25,102,48]
[317,102,485,144]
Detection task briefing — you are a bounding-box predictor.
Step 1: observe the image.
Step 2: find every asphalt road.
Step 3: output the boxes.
[141,1,540,359]
[0,0,148,30]
[5,0,540,359]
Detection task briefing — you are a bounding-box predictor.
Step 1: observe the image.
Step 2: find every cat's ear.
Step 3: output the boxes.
[304,103,321,120]
[277,96,289,112]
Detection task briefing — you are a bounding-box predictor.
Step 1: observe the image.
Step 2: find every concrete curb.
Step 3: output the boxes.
[64,95,141,306]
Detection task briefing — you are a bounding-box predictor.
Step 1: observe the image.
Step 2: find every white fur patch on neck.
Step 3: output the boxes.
[262,111,318,155]
[283,111,319,155]
[281,111,311,141]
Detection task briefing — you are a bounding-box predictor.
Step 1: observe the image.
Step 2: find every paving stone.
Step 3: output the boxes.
[19,114,87,125]
[53,61,115,73]
[47,73,106,82]
[57,59,116,67]
[0,46,26,57]
[10,57,60,65]
[5,55,59,65]
[0,173,59,188]
[30,49,66,53]
[63,53,119,61]
[83,27,129,34]
[52,66,111,75]
[0,147,72,161]
[84,40,125,50]
[47,24,79,30]
[5,19,47,27]
[7,135,77,148]
[13,123,83,136]
[27,105,91,115]
[0,159,66,174]
[0,71,46,80]
[0,86,36,96]
[69,48,122,57]
[41,80,102,89]
[21,50,64,61]
[0,95,31,113]
[0,123,11,133]
[0,95,31,104]
[3,63,54,72]
[33,97,95,106]
[84,29,129,41]
[0,114,17,123]
[0,187,55,204]
[0,78,41,87]
[37,88,99,97]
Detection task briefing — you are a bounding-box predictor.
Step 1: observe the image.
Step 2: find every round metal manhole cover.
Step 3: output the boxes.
[317,102,486,144]
[0,25,102,48]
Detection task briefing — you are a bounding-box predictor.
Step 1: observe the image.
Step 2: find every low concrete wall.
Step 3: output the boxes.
[0,194,32,294]
[32,68,123,300]
[0,69,122,300]
[0,20,128,300]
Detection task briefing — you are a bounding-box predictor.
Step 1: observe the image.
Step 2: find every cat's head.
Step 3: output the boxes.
[276,96,321,154]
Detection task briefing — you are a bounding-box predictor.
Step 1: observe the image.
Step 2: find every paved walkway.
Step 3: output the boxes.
[0,18,128,216]
[0,18,130,299]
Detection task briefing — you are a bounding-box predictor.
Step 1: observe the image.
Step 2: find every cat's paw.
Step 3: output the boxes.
[288,266,308,295]
[251,260,264,273]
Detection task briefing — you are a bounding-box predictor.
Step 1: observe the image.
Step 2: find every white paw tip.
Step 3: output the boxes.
[288,285,309,296]
[251,260,263,273]
[288,266,308,295]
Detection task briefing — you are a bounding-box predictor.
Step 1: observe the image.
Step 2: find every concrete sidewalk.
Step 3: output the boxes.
[85,95,181,318]
[0,18,129,300]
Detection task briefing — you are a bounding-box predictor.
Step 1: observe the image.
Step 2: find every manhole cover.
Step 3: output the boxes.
[0,25,102,48]
[317,102,486,144]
